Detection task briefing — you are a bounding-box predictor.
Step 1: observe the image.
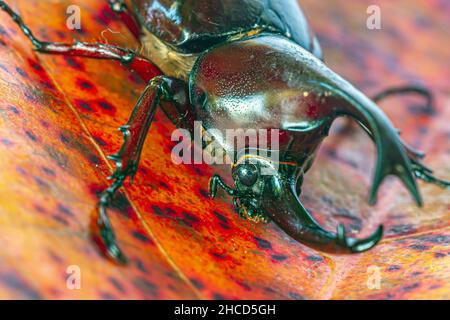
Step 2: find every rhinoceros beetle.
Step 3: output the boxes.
[1,0,448,263]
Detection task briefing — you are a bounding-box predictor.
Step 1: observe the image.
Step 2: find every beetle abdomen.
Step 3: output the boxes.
[131,0,322,57]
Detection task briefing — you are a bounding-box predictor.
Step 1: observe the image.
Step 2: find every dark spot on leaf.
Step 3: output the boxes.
[34,176,50,191]
[271,254,288,262]
[190,278,204,290]
[388,265,401,271]
[409,244,430,251]
[133,278,158,297]
[134,259,149,274]
[48,250,63,264]
[109,277,126,294]
[52,214,69,226]
[306,255,323,262]
[198,187,209,198]
[30,60,44,72]
[152,205,165,216]
[97,100,115,112]
[57,204,73,217]
[64,56,84,70]
[402,283,420,292]
[9,105,19,114]
[288,291,305,300]
[419,235,450,245]
[158,181,170,190]
[0,272,41,299]
[25,130,38,142]
[76,78,96,92]
[209,251,227,260]
[264,287,275,294]
[41,166,55,176]
[15,67,28,78]
[213,293,225,300]
[1,138,12,146]
[219,222,230,229]
[99,291,116,300]
[60,134,70,144]
[34,204,46,213]
[236,280,251,291]
[434,252,447,258]
[74,99,93,112]
[181,211,200,227]
[213,211,228,224]
[387,224,415,235]
[93,136,107,147]
[254,236,272,250]
[132,231,153,244]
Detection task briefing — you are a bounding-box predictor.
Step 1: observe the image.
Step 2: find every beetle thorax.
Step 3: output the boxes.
[140,28,198,81]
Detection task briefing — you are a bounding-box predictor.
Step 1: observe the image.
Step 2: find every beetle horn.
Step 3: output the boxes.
[261,174,383,253]
[307,78,423,207]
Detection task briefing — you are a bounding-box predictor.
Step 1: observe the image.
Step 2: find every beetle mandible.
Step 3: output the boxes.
[0,0,448,263]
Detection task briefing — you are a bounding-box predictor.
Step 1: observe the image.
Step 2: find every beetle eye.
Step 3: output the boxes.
[235,163,259,187]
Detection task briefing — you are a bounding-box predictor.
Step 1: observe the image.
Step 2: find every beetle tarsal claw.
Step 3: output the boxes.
[336,224,384,253]
[411,161,450,189]
[94,176,128,265]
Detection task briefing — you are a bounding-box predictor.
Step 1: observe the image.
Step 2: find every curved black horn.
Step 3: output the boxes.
[261,174,383,254]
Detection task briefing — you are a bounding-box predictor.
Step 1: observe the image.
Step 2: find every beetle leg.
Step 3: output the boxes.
[341,85,435,134]
[209,175,238,198]
[411,160,450,189]
[356,123,449,189]
[0,1,159,82]
[372,85,434,115]
[95,76,187,263]
[108,0,142,40]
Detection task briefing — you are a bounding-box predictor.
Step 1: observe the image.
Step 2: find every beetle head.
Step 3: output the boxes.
[228,156,283,223]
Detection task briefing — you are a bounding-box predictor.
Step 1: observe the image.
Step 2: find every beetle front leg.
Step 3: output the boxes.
[95,76,191,263]
[209,175,238,198]
[0,1,159,82]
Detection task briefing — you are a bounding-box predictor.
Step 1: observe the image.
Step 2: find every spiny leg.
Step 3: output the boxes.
[410,159,450,189]
[0,0,159,82]
[372,85,434,115]
[358,120,449,190]
[96,76,190,263]
[340,85,435,134]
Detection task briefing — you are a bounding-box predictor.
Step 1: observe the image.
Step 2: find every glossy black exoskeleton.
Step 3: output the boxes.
[0,0,448,263]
